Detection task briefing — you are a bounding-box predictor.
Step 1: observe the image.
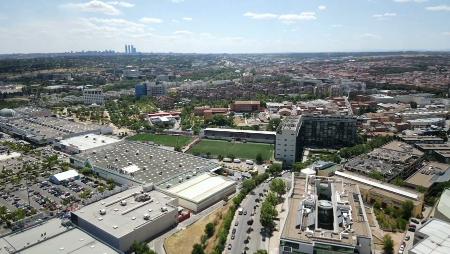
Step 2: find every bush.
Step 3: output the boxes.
[192,244,205,254]
[255,153,263,165]
[205,222,215,238]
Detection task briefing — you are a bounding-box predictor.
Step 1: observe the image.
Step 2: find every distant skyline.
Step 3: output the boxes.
[0,0,449,54]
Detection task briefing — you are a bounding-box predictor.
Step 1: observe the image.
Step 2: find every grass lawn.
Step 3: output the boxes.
[188,139,274,160]
[128,133,193,147]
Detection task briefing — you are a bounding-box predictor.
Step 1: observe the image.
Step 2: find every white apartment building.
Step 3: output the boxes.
[83,88,104,105]
[275,116,302,165]
[146,81,167,97]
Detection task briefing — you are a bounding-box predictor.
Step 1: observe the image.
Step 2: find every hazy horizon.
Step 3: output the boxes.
[1,0,449,54]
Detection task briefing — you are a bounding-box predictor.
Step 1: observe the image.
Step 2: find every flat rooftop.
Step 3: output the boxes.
[405,162,450,188]
[416,143,450,151]
[380,141,424,157]
[278,116,301,132]
[73,187,176,238]
[166,173,236,203]
[21,227,119,254]
[398,135,444,142]
[59,134,120,151]
[436,150,450,158]
[72,140,220,185]
[281,176,371,247]
[410,219,450,254]
[0,219,119,254]
[1,116,105,141]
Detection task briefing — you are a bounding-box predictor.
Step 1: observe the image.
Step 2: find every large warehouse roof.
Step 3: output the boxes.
[436,189,450,221]
[72,141,220,185]
[0,219,120,254]
[410,219,450,254]
[59,134,120,152]
[167,173,236,203]
[72,187,176,238]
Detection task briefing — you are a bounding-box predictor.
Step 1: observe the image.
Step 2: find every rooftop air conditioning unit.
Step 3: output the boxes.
[120,200,127,206]
[99,209,106,215]
[143,214,150,220]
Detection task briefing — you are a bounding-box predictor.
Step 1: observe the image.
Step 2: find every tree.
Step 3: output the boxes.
[192,244,205,254]
[205,222,215,238]
[410,101,418,109]
[401,200,414,220]
[266,118,281,131]
[217,154,224,161]
[255,153,263,165]
[260,200,278,229]
[267,164,282,176]
[242,179,256,193]
[383,234,394,254]
[254,250,268,254]
[270,179,286,199]
[131,241,156,254]
[265,192,278,206]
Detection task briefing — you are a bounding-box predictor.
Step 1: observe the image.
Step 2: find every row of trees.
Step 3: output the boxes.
[260,179,286,229]
[339,136,394,159]
[191,173,270,254]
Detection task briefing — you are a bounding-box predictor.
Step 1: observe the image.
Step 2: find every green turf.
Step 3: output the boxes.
[128,134,193,147]
[188,139,274,160]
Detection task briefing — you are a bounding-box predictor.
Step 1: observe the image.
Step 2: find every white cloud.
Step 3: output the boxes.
[171,0,184,3]
[63,0,121,15]
[278,12,317,24]
[107,1,134,8]
[394,0,427,3]
[182,17,193,21]
[442,32,450,36]
[331,24,343,28]
[244,12,278,20]
[425,5,450,11]
[173,30,193,35]
[318,5,327,11]
[244,11,317,24]
[372,12,397,20]
[139,17,163,24]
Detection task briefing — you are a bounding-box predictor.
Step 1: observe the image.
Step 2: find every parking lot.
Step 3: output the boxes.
[0,138,121,230]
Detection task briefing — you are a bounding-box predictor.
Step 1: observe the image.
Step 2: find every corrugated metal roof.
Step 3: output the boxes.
[410,219,450,254]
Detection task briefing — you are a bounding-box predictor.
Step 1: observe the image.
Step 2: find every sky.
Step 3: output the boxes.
[0,0,449,54]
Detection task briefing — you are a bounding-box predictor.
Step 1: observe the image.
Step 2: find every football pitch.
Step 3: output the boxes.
[188,139,274,160]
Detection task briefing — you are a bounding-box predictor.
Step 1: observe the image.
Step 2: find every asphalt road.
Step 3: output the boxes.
[226,172,292,254]
[226,181,270,254]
